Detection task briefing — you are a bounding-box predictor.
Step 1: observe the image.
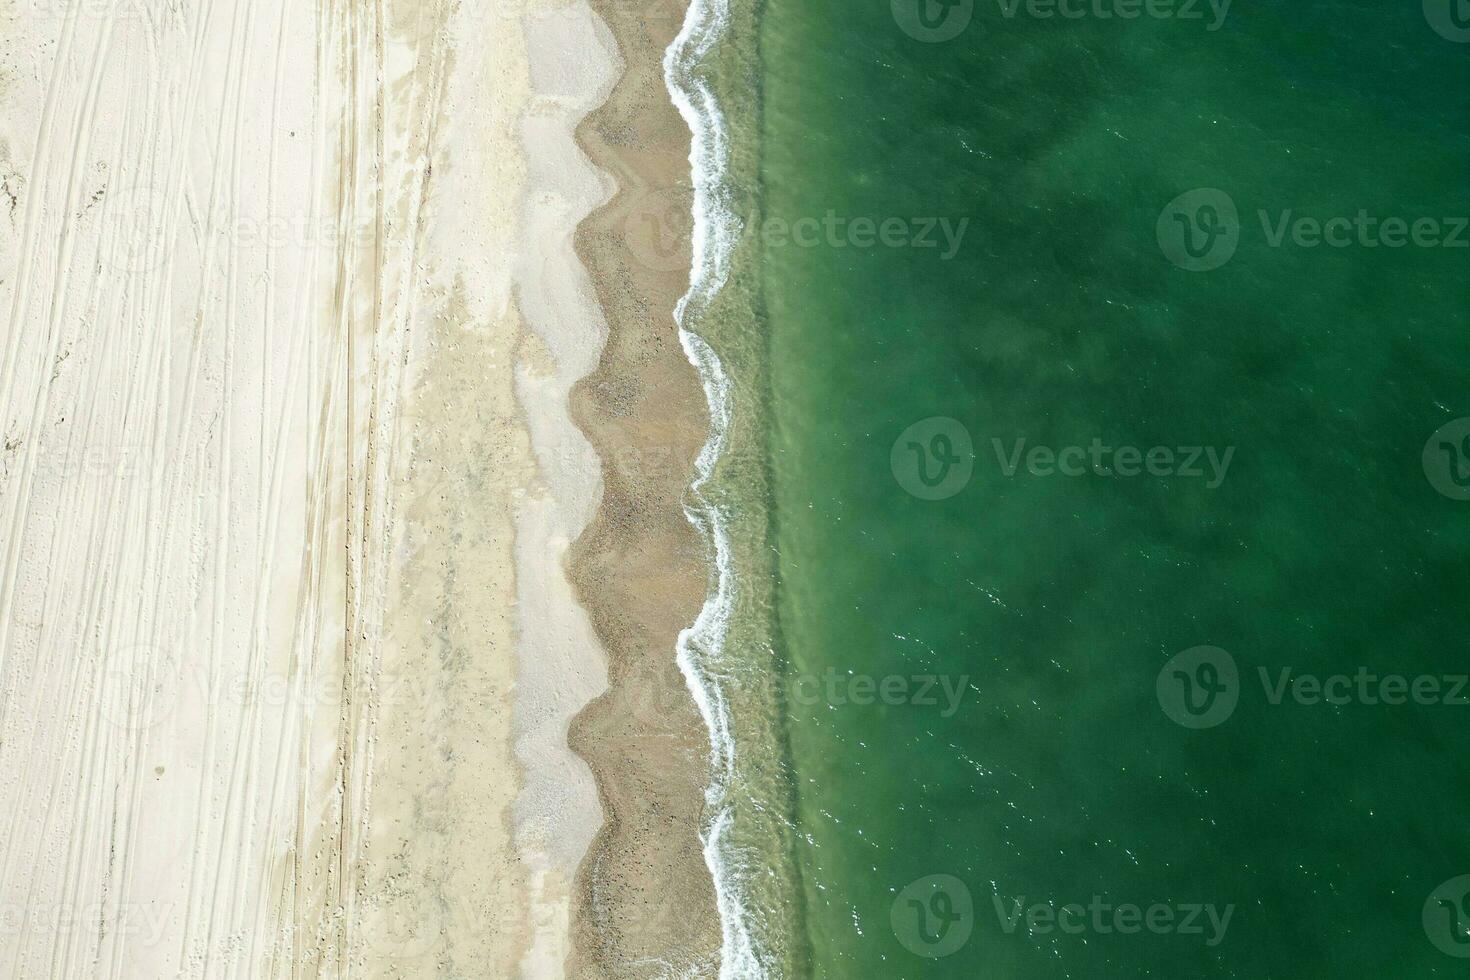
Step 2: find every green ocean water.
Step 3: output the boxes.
[710,0,1470,975]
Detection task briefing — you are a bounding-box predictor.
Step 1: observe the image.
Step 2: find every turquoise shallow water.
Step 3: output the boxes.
[721,0,1470,975]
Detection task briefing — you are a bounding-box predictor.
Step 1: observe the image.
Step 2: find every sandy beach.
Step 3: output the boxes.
[567,0,722,974]
[0,0,710,974]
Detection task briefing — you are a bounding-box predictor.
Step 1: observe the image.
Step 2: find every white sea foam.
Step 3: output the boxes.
[663,0,767,975]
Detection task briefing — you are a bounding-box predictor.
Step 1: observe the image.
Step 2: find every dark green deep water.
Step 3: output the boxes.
[744,0,1470,975]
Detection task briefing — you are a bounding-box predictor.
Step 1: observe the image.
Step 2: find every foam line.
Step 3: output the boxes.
[664,0,769,975]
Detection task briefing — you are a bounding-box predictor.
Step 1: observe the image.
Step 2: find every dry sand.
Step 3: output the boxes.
[513,3,621,976]
[0,0,710,975]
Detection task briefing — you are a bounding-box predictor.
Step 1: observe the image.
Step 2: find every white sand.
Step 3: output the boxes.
[0,0,619,975]
[512,3,622,977]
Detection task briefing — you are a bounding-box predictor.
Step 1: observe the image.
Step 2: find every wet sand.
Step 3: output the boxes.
[568,0,723,974]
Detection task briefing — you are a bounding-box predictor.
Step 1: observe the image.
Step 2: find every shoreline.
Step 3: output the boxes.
[567,0,725,973]
[661,0,759,972]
